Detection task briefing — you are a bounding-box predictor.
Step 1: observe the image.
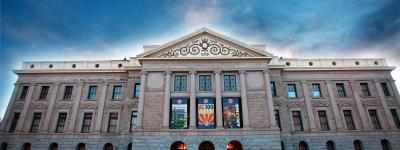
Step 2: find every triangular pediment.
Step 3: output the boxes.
[137,28,274,59]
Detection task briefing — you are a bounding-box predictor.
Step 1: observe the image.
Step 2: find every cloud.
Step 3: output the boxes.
[183,0,220,29]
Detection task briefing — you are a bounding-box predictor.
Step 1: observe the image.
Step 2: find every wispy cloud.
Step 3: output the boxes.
[182,0,221,29]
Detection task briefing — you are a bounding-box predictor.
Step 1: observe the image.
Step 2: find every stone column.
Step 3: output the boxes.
[301,80,317,131]
[67,82,84,133]
[162,71,171,129]
[374,80,397,130]
[325,80,344,130]
[41,83,60,132]
[94,82,108,133]
[214,70,223,128]
[263,70,277,128]
[239,70,250,128]
[15,83,35,133]
[390,80,400,104]
[350,80,370,130]
[136,71,147,129]
[0,83,20,132]
[189,70,196,129]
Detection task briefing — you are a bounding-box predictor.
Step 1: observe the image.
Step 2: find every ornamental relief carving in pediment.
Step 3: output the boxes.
[156,36,253,58]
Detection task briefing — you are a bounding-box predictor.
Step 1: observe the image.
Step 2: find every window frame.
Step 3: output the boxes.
[112,85,123,100]
[107,112,119,133]
[172,74,188,92]
[317,110,330,131]
[287,84,297,99]
[198,73,213,92]
[63,86,73,100]
[274,110,281,130]
[368,109,382,130]
[55,113,67,133]
[87,86,97,100]
[130,111,138,132]
[133,83,140,98]
[312,83,322,98]
[9,112,20,133]
[19,86,29,100]
[292,111,304,131]
[81,112,93,133]
[223,74,238,92]
[381,82,391,97]
[270,82,277,97]
[343,110,356,130]
[39,86,50,100]
[390,109,400,129]
[360,83,371,97]
[336,83,347,98]
[30,112,42,133]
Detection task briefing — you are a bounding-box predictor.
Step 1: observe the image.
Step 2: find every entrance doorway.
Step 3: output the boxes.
[199,141,215,150]
[171,141,187,150]
[226,141,242,150]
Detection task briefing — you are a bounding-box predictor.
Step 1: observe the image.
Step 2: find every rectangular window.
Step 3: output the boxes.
[199,75,212,91]
[130,111,137,132]
[271,82,277,97]
[223,98,242,128]
[343,110,356,130]
[197,98,215,129]
[174,75,187,91]
[170,98,189,129]
[63,86,73,100]
[107,113,118,133]
[381,83,391,96]
[336,83,346,97]
[87,86,97,100]
[368,109,382,130]
[360,83,371,97]
[112,86,122,100]
[224,75,237,91]
[30,113,42,133]
[55,113,67,133]
[275,110,281,130]
[81,113,93,133]
[39,86,49,100]
[20,86,29,100]
[292,111,303,131]
[287,84,297,98]
[134,83,140,98]
[390,109,400,129]
[318,110,329,131]
[312,84,322,98]
[9,113,20,133]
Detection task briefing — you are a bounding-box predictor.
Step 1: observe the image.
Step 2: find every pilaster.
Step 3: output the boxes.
[94,82,108,133]
[15,82,36,133]
[162,71,171,129]
[263,70,277,129]
[136,71,147,130]
[189,70,196,129]
[301,80,317,131]
[239,70,250,128]
[325,80,344,130]
[350,80,370,130]
[214,70,223,128]
[374,80,397,130]
[41,82,60,132]
[67,82,84,133]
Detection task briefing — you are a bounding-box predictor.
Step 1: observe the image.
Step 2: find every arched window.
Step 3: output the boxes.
[199,141,215,150]
[127,142,132,150]
[49,143,58,150]
[299,141,309,150]
[1,143,8,150]
[326,141,335,150]
[226,140,242,150]
[22,143,31,150]
[381,139,391,150]
[353,140,363,150]
[171,141,187,150]
[76,143,85,150]
[104,143,113,150]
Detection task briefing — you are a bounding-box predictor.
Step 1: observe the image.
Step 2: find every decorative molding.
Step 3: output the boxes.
[108,104,123,109]
[127,102,138,108]
[287,102,305,108]
[273,100,282,106]
[32,104,46,109]
[338,100,352,107]
[13,103,24,110]
[56,103,73,109]
[386,99,399,106]
[363,99,379,106]
[81,104,97,109]
[158,38,252,57]
[312,101,329,107]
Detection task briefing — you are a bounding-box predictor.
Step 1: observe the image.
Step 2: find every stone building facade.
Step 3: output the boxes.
[0,28,400,150]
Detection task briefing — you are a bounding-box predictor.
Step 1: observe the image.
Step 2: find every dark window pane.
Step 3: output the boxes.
[88,86,97,100]
[318,110,329,131]
[360,83,371,97]
[292,111,303,131]
[391,109,400,129]
[81,113,93,133]
[275,110,281,130]
[368,110,382,130]
[63,86,73,100]
[130,111,137,132]
[30,113,42,133]
[336,83,346,97]
[112,86,122,100]
[271,82,277,97]
[55,113,67,133]
[20,86,29,100]
[381,83,391,96]
[343,110,356,130]
[39,86,49,100]
[9,113,20,133]
[107,113,118,133]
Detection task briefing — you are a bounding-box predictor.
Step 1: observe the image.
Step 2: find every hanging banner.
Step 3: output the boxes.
[197,98,215,129]
[223,97,242,128]
[170,98,189,129]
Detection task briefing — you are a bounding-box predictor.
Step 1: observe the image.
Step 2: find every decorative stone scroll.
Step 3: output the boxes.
[81,104,97,109]
[363,100,379,106]
[386,99,399,106]
[158,38,252,57]
[312,101,329,107]
[127,102,138,108]
[13,103,24,110]
[56,103,72,109]
[338,100,352,107]
[287,102,305,108]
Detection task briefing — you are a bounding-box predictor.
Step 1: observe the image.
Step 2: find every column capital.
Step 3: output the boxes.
[239,70,247,74]
[301,80,307,84]
[140,71,148,76]
[78,82,85,86]
[189,70,197,74]
[164,70,172,75]
[54,83,61,86]
[213,70,221,74]
[263,69,271,74]
[325,80,332,84]
[101,82,109,86]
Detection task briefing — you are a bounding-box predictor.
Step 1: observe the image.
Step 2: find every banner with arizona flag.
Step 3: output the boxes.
[197,98,215,129]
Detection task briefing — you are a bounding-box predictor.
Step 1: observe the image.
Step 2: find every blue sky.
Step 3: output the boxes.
[1,0,400,118]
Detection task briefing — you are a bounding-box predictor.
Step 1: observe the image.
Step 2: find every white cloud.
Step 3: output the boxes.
[183,0,221,30]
